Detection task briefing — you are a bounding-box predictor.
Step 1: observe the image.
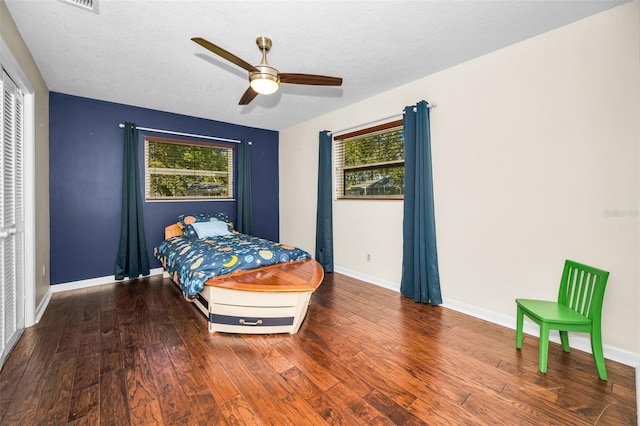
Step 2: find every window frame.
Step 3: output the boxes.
[144,135,235,202]
[334,119,404,200]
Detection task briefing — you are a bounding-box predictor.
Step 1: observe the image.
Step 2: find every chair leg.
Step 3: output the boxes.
[538,323,550,374]
[516,306,524,349]
[590,328,607,381]
[559,331,570,352]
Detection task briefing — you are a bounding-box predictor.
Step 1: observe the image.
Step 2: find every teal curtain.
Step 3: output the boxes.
[400,101,441,304]
[315,131,334,272]
[115,122,150,280]
[237,140,253,235]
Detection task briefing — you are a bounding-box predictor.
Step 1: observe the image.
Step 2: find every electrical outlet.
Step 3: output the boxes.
[366,253,371,262]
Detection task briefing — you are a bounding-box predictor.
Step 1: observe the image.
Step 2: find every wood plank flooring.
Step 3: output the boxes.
[0,272,636,425]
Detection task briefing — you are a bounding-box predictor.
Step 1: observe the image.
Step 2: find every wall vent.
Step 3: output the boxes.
[58,0,99,14]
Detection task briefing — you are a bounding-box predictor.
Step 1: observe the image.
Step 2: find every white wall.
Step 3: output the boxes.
[280,2,640,356]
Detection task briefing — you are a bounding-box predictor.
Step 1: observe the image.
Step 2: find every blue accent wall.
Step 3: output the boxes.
[49,92,279,285]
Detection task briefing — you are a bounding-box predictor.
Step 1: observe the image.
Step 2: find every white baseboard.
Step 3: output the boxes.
[637,369,640,426]
[50,268,164,293]
[334,265,400,292]
[33,288,51,325]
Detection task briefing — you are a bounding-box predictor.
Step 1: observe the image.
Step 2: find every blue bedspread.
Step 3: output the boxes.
[154,233,310,300]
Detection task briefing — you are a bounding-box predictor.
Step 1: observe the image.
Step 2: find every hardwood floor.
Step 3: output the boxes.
[0,273,636,425]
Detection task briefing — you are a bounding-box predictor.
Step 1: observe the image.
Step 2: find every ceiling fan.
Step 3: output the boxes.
[192,36,343,105]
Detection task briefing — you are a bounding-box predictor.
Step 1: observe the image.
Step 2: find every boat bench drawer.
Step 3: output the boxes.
[209,314,294,327]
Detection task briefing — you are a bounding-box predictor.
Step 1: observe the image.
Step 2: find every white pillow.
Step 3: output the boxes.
[191,220,232,238]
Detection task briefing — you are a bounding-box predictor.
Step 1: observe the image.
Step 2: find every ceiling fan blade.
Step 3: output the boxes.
[192,37,258,73]
[279,73,343,86]
[239,87,258,105]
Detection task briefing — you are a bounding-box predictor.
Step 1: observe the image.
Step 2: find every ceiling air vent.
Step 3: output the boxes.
[58,0,99,14]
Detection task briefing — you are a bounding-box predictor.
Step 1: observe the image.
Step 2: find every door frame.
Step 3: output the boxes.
[1,38,36,328]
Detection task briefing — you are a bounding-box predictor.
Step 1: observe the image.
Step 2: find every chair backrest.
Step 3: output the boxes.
[558,260,609,322]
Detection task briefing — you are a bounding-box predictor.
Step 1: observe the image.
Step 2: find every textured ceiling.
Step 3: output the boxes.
[4,0,627,131]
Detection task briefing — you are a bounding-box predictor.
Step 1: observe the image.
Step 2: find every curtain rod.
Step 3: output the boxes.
[330,102,436,136]
[118,123,242,144]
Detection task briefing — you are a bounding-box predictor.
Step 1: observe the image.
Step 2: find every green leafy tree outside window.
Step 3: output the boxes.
[145,139,233,200]
[341,127,404,197]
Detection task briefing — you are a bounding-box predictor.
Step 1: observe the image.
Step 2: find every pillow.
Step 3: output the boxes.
[178,212,229,226]
[191,220,232,238]
[177,213,233,239]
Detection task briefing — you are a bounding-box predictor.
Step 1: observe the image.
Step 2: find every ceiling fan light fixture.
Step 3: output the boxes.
[191,36,342,105]
[249,73,280,95]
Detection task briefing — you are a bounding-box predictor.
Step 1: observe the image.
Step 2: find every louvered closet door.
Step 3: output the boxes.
[0,69,25,368]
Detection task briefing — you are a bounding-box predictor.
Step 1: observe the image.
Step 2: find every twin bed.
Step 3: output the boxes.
[154,213,324,334]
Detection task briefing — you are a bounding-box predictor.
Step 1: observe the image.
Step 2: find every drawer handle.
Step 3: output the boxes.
[239,319,263,326]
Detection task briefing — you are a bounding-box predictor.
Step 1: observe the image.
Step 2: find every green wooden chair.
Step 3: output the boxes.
[515,260,610,380]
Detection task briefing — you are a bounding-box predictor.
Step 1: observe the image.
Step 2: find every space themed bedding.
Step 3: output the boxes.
[154,233,311,300]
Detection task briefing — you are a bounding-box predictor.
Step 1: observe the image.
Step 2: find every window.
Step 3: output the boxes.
[335,120,404,199]
[144,136,234,201]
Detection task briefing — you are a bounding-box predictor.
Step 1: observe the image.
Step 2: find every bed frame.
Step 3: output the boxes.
[163,223,324,334]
